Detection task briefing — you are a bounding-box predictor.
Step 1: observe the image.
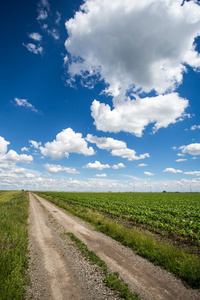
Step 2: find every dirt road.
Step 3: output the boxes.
[27,192,200,300]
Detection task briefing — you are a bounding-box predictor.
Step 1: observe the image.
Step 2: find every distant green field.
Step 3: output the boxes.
[0,191,19,205]
[39,192,200,245]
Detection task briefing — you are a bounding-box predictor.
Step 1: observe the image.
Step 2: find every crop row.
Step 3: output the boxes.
[40,192,200,244]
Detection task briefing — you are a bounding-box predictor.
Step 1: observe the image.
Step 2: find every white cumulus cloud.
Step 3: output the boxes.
[65,0,200,95]
[91,94,188,136]
[0,136,10,155]
[111,148,150,161]
[29,140,42,149]
[184,171,200,176]
[86,134,127,150]
[84,161,110,170]
[95,173,107,177]
[138,163,147,167]
[144,171,154,176]
[40,128,95,160]
[180,143,200,156]
[28,32,43,41]
[1,150,33,164]
[0,136,33,164]
[65,0,200,136]
[44,163,79,174]
[112,163,125,169]
[21,147,29,152]
[191,125,200,130]
[163,168,183,174]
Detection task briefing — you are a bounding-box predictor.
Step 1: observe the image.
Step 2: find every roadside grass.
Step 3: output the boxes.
[66,232,140,300]
[0,191,29,300]
[37,192,200,288]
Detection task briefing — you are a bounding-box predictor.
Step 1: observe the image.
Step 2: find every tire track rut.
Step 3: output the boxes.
[28,192,200,300]
[27,192,119,299]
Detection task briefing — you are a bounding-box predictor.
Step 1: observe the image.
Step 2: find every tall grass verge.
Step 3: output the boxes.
[66,232,140,300]
[36,192,200,288]
[0,191,29,300]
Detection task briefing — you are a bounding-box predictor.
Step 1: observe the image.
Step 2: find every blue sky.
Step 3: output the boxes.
[0,0,200,192]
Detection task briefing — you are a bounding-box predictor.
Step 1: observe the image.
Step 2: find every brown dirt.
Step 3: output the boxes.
[27,192,120,299]
[27,192,200,300]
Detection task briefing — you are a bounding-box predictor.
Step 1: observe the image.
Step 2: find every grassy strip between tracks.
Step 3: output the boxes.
[66,232,140,300]
[37,192,200,288]
[0,191,29,300]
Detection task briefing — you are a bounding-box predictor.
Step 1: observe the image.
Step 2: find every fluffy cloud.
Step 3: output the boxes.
[21,147,29,152]
[95,173,107,177]
[86,134,146,163]
[65,0,200,136]
[23,43,43,55]
[44,163,79,174]
[0,168,36,182]
[65,0,200,96]
[112,163,125,169]
[0,150,33,164]
[0,136,10,155]
[28,32,42,41]
[0,165,36,176]
[14,98,38,112]
[184,171,200,176]
[111,148,150,161]
[0,137,33,164]
[91,94,188,136]
[84,161,110,170]
[163,168,183,174]
[40,128,95,160]
[0,136,33,164]
[29,140,41,149]
[180,143,200,156]
[86,134,126,150]
[191,125,200,130]
[138,163,147,167]
[1,175,199,192]
[144,171,154,176]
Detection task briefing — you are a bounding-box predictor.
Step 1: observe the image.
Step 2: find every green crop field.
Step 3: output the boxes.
[37,191,200,287]
[39,192,200,245]
[0,191,19,205]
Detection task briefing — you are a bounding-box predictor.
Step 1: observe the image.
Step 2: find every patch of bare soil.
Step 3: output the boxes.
[27,193,200,300]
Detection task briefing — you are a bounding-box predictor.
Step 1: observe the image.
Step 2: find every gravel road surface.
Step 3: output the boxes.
[27,192,200,300]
